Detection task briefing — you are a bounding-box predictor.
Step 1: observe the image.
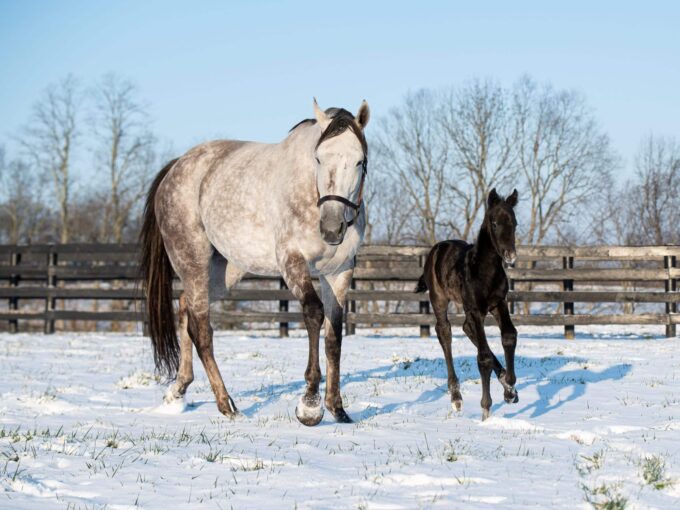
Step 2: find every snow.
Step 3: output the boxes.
[1,325,679,509]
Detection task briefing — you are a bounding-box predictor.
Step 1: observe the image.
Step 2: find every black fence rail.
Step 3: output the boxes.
[0,243,678,337]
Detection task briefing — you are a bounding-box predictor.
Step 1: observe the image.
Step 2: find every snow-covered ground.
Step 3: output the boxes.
[1,325,679,509]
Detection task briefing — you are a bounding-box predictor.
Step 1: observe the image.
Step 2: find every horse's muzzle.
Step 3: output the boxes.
[320,218,347,246]
[503,250,517,265]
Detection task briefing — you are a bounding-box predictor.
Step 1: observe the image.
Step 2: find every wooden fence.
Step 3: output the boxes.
[0,243,678,338]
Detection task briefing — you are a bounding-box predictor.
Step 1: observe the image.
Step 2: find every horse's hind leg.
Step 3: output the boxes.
[164,294,194,403]
[280,252,324,426]
[491,302,519,404]
[431,298,463,411]
[463,310,494,420]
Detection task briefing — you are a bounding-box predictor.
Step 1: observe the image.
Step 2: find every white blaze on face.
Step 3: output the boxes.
[315,131,365,207]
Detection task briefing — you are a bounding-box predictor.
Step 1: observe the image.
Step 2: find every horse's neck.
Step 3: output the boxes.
[470,224,501,272]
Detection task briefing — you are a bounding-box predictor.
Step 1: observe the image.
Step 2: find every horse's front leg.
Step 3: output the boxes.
[463,310,494,421]
[281,252,324,426]
[320,269,353,423]
[491,301,519,404]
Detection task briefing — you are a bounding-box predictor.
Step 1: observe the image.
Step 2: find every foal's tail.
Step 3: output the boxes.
[140,158,180,379]
[414,274,428,293]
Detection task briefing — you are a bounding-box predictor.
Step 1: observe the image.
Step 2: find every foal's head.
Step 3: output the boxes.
[485,188,519,264]
[313,99,370,245]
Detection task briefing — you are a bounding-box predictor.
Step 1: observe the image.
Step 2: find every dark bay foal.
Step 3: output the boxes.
[415,188,520,420]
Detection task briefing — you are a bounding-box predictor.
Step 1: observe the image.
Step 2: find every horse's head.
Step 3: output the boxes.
[313,98,370,245]
[486,188,519,264]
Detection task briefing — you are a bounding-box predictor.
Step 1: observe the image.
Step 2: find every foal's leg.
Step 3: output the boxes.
[491,301,519,404]
[320,269,353,423]
[164,293,194,403]
[463,310,495,420]
[431,297,463,411]
[281,253,324,426]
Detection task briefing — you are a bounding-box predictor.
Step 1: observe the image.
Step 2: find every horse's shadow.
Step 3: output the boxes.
[234,343,632,421]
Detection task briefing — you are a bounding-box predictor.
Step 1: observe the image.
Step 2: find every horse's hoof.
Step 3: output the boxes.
[163,386,183,404]
[481,408,491,421]
[329,408,354,424]
[504,388,519,404]
[452,400,463,412]
[295,394,324,426]
[218,395,239,418]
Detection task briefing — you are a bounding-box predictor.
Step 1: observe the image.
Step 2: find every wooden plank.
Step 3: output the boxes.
[507,291,680,303]
[505,267,678,281]
[346,312,678,326]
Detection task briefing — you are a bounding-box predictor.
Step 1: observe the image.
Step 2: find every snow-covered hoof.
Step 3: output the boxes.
[163,385,185,405]
[451,389,463,412]
[295,394,324,426]
[504,387,519,404]
[481,408,491,421]
[329,408,353,423]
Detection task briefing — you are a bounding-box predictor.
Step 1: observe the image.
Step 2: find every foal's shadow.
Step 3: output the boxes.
[234,335,633,420]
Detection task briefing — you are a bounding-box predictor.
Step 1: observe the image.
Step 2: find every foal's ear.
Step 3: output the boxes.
[313,98,331,130]
[506,189,519,208]
[356,100,370,129]
[487,188,501,207]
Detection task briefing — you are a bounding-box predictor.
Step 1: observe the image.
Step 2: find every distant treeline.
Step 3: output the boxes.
[1,74,678,246]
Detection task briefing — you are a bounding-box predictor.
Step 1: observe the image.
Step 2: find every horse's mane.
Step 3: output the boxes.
[289,107,367,155]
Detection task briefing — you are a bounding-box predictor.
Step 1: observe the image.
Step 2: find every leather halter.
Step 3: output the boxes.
[316,159,367,227]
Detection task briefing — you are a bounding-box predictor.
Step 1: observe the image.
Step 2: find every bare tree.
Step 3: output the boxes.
[20,75,80,243]
[0,148,53,243]
[372,90,450,244]
[621,135,680,245]
[90,74,157,243]
[439,78,515,240]
[511,76,615,245]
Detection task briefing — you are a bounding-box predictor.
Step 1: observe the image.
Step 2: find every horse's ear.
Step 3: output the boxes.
[356,100,370,129]
[506,189,519,207]
[487,188,501,208]
[313,98,331,130]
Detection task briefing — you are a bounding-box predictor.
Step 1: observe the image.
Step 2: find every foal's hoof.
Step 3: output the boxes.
[504,387,519,404]
[218,395,239,418]
[329,408,354,424]
[295,394,324,427]
[481,408,491,421]
[451,389,463,412]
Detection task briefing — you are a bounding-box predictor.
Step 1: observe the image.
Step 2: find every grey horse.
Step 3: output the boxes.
[140,99,370,426]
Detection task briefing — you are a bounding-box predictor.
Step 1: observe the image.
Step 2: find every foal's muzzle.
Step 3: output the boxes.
[502,249,517,265]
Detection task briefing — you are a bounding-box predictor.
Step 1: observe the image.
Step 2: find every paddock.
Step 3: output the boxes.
[1,325,679,509]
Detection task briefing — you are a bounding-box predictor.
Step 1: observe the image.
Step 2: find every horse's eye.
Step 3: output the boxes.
[356,160,364,167]
[492,221,498,230]
[315,157,321,164]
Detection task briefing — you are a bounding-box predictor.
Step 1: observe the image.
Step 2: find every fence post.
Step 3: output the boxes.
[346,274,356,336]
[419,254,430,338]
[508,272,515,315]
[279,278,289,338]
[44,247,57,334]
[9,251,21,333]
[563,255,574,339]
[665,255,677,338]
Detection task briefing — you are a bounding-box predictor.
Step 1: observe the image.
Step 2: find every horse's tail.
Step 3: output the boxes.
[140,158,180,379]
[414,273,428,293]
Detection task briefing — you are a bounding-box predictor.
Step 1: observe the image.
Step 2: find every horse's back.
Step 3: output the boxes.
[424,239,470,303]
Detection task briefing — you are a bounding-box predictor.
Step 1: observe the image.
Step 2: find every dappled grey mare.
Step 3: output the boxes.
[140,100,370,425]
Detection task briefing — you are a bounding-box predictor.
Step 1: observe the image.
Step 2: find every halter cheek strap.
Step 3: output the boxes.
[316,160,367,227]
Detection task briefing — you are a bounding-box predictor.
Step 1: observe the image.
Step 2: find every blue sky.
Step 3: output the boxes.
[1,0,678,178]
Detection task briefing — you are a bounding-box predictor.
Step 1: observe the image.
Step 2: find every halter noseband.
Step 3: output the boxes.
[316,159,367,227]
